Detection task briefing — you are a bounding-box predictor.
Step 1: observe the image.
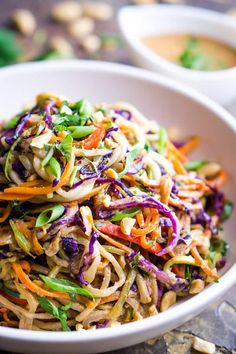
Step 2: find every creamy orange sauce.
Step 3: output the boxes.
[142,34,236,71]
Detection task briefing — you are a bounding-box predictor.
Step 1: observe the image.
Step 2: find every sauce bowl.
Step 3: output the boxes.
[118,5,236,105]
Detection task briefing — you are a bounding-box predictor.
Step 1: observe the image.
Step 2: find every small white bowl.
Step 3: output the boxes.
[0,60,235,354]
[118,5,236,105]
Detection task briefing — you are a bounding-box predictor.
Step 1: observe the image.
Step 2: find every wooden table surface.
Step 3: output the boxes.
[0,1,236,354]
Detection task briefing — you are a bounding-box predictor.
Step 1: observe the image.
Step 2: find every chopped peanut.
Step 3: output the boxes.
[49,36,74,55]
[51,1,82,23]
[189,279,205,294]
[12,9,36,36]
[80,35,101,54]
[120,217,136,236]
[102,194,111,208]
[160,291,176,312]
[83,2,113,21]
[68,17,95,40]
[193,336,216,354]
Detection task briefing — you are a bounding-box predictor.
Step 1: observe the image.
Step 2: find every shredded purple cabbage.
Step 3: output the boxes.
[62,237,79,255]
[97,196,179,255]
[126,251,170,284]
[77,230,99,285]
[96,320,109,329]
[44,101,55,129]
[115,109,131,120]
[12,161,28,180]
[5,113,31,144]
[95,177,133,197]
[105,127,118,139]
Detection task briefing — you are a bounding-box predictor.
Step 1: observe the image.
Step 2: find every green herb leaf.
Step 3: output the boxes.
[39,275,93,300]
[185,264,192,282]
[4,116,20,129]
[179,37,210,71]
[37,297,71,332]
[58,135,73,161]
[72,99,92,117]
[110,207,141,221]
[157,127,168,155]
[41,146,55,167]
[36,205,64,227]
[130,252,140,269]
[9,220,31,255]
[49,157,61,180]
[33,49,73,61]
[118,146,143,178]
[220,201,233,222]
[68,126,95,139]
[184,160,208,171]
[0,29,22,67]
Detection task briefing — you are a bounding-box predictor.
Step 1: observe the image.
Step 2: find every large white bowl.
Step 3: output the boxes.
[118,5,236,105]
[0,60,235,354]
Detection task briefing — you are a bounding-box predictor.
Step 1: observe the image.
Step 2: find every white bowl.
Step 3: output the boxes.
[0,60,235,354]
[118,5,236,105]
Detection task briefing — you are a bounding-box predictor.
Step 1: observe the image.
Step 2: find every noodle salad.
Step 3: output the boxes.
[0,93,232,331]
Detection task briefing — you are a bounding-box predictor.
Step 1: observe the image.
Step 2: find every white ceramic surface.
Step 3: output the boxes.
[118,5,236,105]
[0,60,235,354]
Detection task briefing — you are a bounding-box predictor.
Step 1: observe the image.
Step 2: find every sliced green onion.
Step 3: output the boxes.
[109,207,141,221]
[37,296,71,332]
[35,205,64,227]
[41,146,54,167]
[109,268,136,320]
[118,146,143,178]
[69,166,79,187]
[68,126,95,139]
[4,116,20,129]
[220,201,233,222]
[39,275,93,300]
[4,137,20,181]
[184,160,208,171]
[157,127,168,155]
[58,135,73,161]
[49,157,61,180]
[9,220,31,255]
[164,255,197,272]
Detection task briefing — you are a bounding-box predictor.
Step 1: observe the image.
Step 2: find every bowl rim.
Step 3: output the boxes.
[0,59,235,343]
[118,4,236,79]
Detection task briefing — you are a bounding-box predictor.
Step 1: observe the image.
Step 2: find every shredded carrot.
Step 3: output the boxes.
[97,258,109,271]
[0,194,34,201]
[20,260,31,273]
[82,124,105,150]
[191,247,219,280]
[0,307,18,327]
[97,222,163,255]
[15,221,32,240]
[168,141,187,163]
[179,136,199,155]
[98,232,130,253]
[32,233,44,256]
[207,170,227,189]
[136,211,145,228]
[0,204,11,223]
[170,154,187,175]
[3,148,75,196]
[172,265,185,278]
[12,263,70,299]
